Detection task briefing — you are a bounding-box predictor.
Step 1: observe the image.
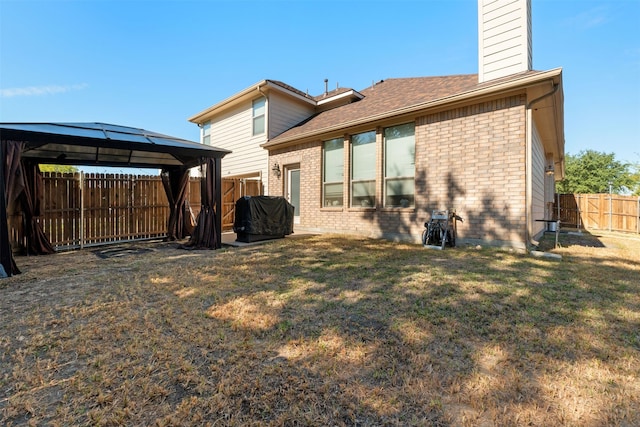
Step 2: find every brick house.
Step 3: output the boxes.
[190,0,564,249]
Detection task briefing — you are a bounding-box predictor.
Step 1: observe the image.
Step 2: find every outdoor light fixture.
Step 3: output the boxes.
[545,164,555,176]
[272,162,281,178]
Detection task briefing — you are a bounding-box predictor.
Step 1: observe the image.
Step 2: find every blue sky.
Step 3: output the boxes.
[1,0,639,173]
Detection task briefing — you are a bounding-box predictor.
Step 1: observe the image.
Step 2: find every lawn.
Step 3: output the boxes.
[1,231,639,426]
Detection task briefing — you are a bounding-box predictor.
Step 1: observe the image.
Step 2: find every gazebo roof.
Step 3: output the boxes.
[0,122,229,169]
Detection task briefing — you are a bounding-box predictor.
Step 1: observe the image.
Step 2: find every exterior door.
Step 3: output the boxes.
[287,168,300,224]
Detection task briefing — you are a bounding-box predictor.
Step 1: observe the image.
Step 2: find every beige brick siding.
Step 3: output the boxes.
[269,95,529,248]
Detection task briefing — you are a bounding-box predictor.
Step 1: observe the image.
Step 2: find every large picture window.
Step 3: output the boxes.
[323,138,344,207]
[351,130,376,207]
[384,123,415,207]
[252,98,265,136]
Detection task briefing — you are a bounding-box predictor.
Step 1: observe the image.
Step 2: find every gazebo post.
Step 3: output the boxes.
[1,145,13,277]
[215,157,222,249]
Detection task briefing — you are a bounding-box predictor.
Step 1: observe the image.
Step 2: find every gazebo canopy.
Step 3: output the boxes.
[0,122,229,169]
[1,122,230,278]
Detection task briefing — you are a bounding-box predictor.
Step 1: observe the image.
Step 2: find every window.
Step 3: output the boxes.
[202,122,211,145]
[351,130,376,207]
[323,138,344,207]
[252,98,265,136]
[384,123,415,207]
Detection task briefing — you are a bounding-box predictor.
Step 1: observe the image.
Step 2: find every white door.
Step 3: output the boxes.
[287,168,300,224]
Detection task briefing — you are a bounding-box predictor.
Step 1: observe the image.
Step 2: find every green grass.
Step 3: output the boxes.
[1,231,639,426]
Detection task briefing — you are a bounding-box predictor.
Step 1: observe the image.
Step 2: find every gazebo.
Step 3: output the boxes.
[1,122,230,278]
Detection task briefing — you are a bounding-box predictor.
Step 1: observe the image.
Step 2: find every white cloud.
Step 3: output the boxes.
[0,83,89,98]
[566,6,610,30]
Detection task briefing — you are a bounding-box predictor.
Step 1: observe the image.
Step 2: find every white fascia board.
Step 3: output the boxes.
[188,80,316,124]
[316,90,365,106]
[263,81,317,106]
[188,80,269,123]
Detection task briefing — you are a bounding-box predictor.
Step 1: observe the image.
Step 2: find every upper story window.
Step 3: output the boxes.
[351,130,376,208]
[323,138,344,207]
[252,98,266,136]
[384,122,415,207]
[202,122,211,145]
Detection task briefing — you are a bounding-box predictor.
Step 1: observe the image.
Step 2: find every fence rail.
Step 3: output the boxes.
[9,172,263,251]
[555,193,640,234]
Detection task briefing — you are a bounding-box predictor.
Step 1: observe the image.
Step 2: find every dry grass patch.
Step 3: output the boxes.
[1,231,639,426]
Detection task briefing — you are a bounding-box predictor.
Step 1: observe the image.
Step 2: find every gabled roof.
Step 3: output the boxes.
[0,122,230,169]
[188,80,363,124]
[263,69,564,149]
[188,80,317,124]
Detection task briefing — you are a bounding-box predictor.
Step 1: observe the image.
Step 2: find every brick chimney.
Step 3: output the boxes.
[478,0,532,83]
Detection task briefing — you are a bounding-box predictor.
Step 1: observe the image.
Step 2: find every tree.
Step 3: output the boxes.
[629,161,640,196]
[39,164,79,174]
[557,150,635,194]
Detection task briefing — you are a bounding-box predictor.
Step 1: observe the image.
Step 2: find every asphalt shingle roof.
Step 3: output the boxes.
[267,75,478,144]
[266,71,545,146]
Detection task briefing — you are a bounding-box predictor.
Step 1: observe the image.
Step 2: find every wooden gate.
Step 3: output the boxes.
[221,178,263,231]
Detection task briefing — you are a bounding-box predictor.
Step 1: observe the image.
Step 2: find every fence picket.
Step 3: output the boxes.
[9,174,263,251]
[556,193,639,234]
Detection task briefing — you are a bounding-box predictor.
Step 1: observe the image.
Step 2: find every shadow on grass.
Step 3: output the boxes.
[2,234,638,425]
[537,229,607,251]
[185,235,639,425]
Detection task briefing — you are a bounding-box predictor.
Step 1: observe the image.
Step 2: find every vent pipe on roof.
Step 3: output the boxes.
[324,79,328,96]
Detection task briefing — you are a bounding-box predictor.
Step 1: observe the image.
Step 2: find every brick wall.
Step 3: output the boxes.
[269,95,528,248]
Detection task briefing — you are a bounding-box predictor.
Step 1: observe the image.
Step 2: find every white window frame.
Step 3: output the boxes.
[322,138,344,207]
[384,122,415,208]
[350,130,376,208]
[202,122,211,145]
[252,97,266,136]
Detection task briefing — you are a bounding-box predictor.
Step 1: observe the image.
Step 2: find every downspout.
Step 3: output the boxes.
[257,84,270,194]
[525,81,559,247]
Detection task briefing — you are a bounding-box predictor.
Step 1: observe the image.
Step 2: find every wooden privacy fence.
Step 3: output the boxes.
[8,173,263,251]
[555,193,640,234]
[221,178,263,230]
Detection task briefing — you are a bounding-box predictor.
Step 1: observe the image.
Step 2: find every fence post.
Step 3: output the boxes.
[577,194,582,231]
[79,171,84,249]
[609,183,613,232]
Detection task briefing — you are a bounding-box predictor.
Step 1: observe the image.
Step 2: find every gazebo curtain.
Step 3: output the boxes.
[1,140,56,276]
[1,141,20,276]
[21,161,55,255]
[183,157,220,249]
[161,167,195,241]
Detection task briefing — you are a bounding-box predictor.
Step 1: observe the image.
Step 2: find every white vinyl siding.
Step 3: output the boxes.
[531,121,546,235]
[268,91,315,139]
[478,0,532,82]
[210,101,269,188]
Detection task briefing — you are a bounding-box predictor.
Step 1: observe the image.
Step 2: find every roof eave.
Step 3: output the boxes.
[263,68,564,150]
[188,80,316,124]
